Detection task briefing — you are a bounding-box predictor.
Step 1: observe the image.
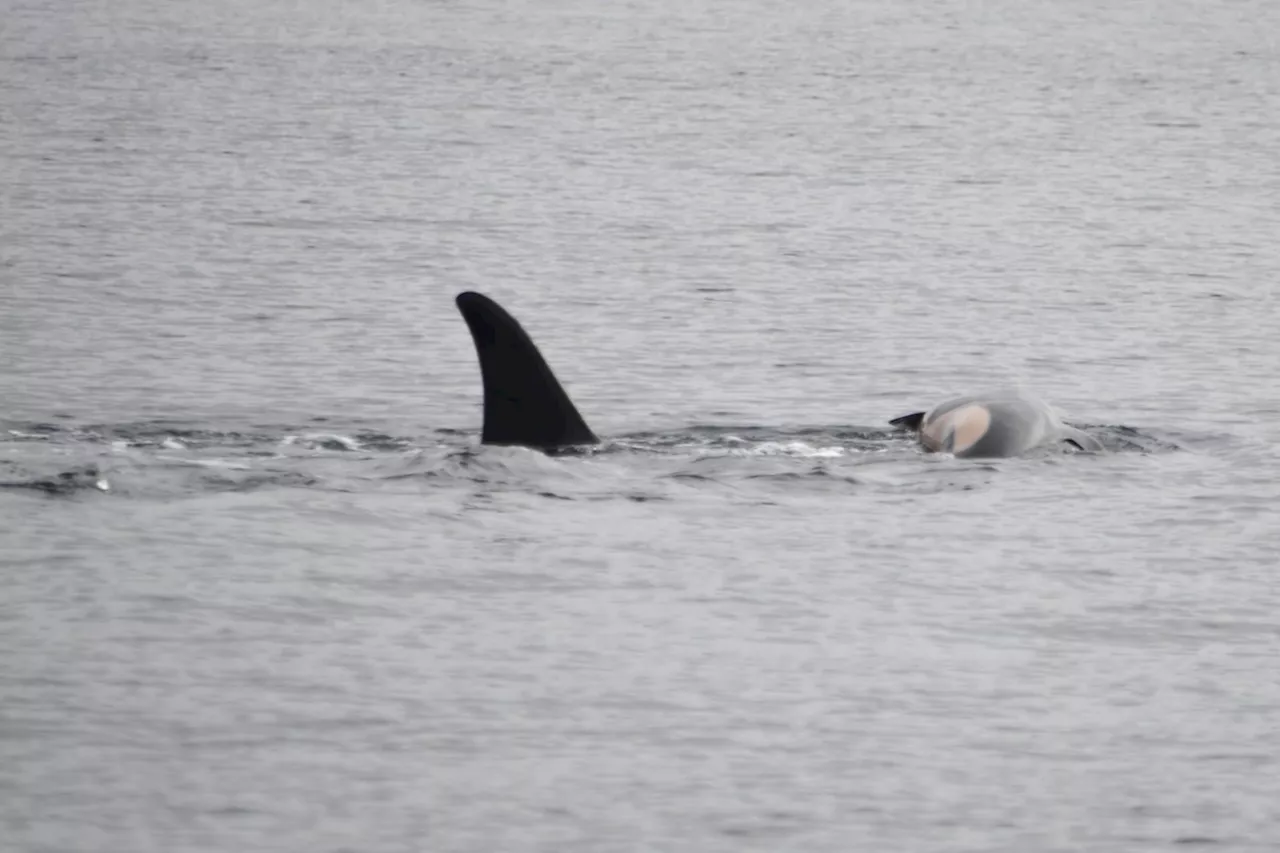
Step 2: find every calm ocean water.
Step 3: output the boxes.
[3,0,1279,850]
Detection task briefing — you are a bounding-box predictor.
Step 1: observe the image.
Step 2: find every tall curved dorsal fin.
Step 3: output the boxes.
[455,292,599,449]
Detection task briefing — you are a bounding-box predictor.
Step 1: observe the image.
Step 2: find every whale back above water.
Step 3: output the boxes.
[890,391,1103,457]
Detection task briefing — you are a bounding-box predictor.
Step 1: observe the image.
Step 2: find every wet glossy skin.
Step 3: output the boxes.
[911,393,1100,458]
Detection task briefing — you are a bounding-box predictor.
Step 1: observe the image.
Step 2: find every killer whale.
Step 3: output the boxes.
[889,392,1103,457]
[455,291,599,449]
[455,291,1101,457]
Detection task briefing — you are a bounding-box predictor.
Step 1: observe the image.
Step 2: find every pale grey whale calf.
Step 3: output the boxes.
[889,392,1103,458]
[455,291,1103,458]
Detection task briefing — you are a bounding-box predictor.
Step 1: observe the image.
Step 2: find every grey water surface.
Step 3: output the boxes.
[3,0,1280,851]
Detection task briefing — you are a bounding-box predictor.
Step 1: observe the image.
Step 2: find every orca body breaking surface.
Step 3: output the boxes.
[889,392,1103,458]
[455,291,1101,458]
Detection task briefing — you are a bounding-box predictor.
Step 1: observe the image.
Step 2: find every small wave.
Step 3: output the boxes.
[745,467,862,486]
[1,420,428,455]
[352,433,417,452]
[1077,424,1183,453]
[0,465,110,496]
[612,425,891,457]
[195,470,320,493]
[154,455,252,470]
[5,429,51,441]
[420,444,568,478]
[281,433,362,452]
[37,422,275,450]
[732,441,847,458]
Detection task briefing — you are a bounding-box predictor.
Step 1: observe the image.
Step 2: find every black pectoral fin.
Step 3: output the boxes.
[889,411,926,431]
[455,292,599,450]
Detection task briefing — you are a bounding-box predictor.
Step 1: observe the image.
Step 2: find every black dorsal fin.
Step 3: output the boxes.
[455,292,599,449]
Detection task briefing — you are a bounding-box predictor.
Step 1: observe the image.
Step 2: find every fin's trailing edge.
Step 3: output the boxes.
[455,292,599,450]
